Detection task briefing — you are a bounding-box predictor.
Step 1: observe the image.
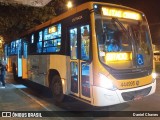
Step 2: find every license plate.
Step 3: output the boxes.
[121,81,136,87]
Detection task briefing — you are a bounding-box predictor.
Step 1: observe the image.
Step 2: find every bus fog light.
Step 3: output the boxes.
[99,73,117,90]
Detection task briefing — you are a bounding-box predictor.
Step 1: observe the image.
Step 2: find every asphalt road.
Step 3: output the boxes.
[0,72,160,120]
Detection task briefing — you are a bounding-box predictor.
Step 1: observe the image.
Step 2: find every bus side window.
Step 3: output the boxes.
[70,28,78,59]
[37,31,43,53]
[81,25,90,60]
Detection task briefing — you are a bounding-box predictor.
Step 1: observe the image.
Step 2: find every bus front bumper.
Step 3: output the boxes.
[92,80,156,106]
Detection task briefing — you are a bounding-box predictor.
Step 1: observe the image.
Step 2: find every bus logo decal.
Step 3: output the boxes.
[72,16,83,22]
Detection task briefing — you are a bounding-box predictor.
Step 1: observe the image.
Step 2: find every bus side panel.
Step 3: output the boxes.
[22,57,28,79]
[27,55,48,85]
[49,55,68,94]
[27,54,68,94]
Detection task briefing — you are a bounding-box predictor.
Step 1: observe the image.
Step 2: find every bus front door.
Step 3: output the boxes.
[69,25,91,101]
[17,40,22,77]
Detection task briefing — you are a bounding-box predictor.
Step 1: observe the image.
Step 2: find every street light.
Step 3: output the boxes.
[67,1,73,9]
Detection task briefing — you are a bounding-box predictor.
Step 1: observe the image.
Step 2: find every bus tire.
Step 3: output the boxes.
[50,75,64,103]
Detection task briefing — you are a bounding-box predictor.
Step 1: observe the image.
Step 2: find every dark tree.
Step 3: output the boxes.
[0,0,66,43]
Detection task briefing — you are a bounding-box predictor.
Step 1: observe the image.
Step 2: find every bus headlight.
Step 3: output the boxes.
[152,72,157,83]
[152,73,157,79]
[99,73,117,90]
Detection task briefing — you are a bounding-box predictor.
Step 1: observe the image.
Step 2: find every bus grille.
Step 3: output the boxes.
[121,87,152,101]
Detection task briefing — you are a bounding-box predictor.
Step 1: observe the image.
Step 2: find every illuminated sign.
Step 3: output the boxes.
[105,52,132,62]
[102,7,142,20]
[49,26,57,34]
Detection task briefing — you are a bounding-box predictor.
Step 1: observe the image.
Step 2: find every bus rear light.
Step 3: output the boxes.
[99,73,117,90]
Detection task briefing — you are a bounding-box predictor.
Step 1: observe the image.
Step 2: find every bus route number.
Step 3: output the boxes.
[121,81,135,87]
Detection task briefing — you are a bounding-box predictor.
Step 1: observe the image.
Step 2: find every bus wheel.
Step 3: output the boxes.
[50,75,64,103]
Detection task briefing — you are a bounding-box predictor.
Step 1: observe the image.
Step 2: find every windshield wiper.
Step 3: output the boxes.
[111,18,131,38]
[111,18,136,66]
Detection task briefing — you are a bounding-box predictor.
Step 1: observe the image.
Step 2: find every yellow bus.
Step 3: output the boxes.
[4,39,27,80]
[5,2,156,106]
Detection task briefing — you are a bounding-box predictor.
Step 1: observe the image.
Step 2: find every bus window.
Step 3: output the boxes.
[31,34,34,44]
[17,40,22,58]
[37,31,43,53]
[11,41,15,55]
[23,42,28,59]
[81,62,90,97]
[70,28,77,59]
[81,25,90,60]
[8,46,11,56]
[39,31,42,42]
[43,24,61,53]
[71,62,78,93]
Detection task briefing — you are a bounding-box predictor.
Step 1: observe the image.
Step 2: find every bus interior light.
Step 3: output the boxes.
[48,26,57,34]
[99,73,117,90]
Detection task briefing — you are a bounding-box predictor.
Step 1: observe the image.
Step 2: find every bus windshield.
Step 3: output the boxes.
[95,16,152,70]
